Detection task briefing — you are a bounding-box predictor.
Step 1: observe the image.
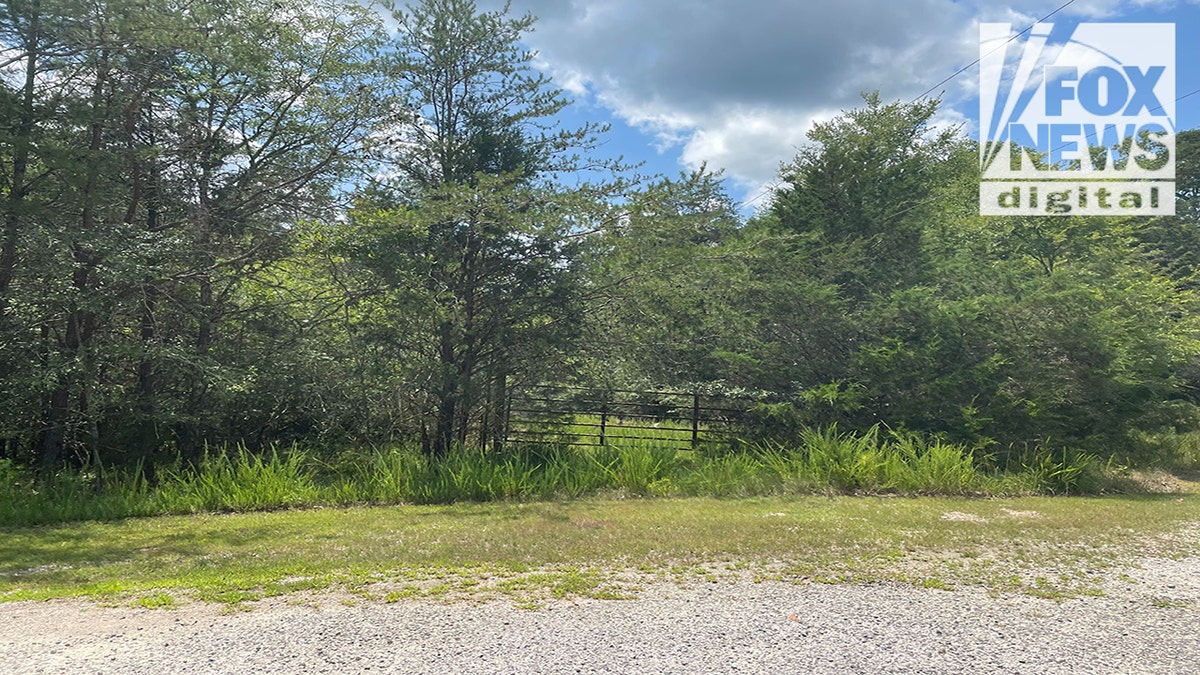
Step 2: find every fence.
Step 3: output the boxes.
[503,385,745,451]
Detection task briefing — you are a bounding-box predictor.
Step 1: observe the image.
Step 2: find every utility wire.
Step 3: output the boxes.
[908,0,1078,104]
[740,0,1081,213]
[739,180,784,212]
[1178,87,1200,105]
[1150,86,1200,115]
[743,1,1200,213]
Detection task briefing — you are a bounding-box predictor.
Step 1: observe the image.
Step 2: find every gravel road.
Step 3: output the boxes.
[2,556,1198,675]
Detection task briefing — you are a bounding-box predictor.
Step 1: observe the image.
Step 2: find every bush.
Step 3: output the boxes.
[0,429,1149,527]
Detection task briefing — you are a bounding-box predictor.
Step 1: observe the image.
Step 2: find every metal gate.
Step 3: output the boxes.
[503,385,744,450]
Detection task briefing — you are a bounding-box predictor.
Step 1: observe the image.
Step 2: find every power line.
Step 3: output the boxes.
[1150,86,1200,114]
[908,0,1078,105]
[739,180,783,211]
[740,0,1080,212]
[740,1,1200,214]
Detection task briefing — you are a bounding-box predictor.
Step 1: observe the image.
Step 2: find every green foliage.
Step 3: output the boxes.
[154,446,320,513]
[1013,447,1104,496]
[581,168,746,389]
[0,0,390,468]
[588,442,680,495]
[321,0,627,455]
[749,426,980,495]
[770,92,966,292]
[678,452,773,497]
[0,427,1147,527]
[635,101,1200,457]
[0,458,156,525]
[1,0,1198,480]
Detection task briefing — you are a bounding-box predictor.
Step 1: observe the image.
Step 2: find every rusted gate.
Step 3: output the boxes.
[503,385,744,450]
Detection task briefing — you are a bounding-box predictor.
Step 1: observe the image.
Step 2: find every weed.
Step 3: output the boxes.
[1150,597,1191,609]
[134,591,178,609]
[0,428,1165,527]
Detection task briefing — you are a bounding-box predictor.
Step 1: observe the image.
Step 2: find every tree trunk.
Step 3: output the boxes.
[135,283,159,468]
[490,371,507,452]
[40,50,109,473]
[0,0,41,308]
[431,320,457,457]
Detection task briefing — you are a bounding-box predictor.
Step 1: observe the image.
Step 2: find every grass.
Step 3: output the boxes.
[0,493,1196,608]
[0,426,1145,528]
[155,448,321,512]
[134,591,179,609]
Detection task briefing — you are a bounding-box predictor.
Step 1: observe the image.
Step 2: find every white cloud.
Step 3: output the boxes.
[494,0,976,201]
[677,106,824,186]
[481,0,1187,203]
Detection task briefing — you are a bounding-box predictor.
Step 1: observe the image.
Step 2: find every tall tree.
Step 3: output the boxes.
[581,168,746,391]
[348,0,621,455]
[0,0,388,469]
[771,92,964,295]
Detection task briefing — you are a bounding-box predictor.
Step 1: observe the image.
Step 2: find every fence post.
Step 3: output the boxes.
[499,378,511,452]
[600,410,607,446]
[691,393,700,449]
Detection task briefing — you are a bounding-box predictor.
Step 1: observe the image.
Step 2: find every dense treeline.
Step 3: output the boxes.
[2,0,1198,478]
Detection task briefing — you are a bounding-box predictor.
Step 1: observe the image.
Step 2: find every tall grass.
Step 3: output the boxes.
[750,426,979,495]
[0,428,1128,526]
[154,447,320,513]
[588,442,679,495]
[0,459,158,525]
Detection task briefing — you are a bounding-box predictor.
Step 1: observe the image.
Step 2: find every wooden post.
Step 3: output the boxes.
[691,393,700,449]
[600,410,607,446]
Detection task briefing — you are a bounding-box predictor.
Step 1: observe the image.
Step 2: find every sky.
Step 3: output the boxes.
[473,0,1200,211]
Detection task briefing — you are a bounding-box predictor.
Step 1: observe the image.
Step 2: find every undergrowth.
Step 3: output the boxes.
[0,426,1133,526]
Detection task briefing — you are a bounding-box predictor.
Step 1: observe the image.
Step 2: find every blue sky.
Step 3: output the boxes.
[478,0,1200,210]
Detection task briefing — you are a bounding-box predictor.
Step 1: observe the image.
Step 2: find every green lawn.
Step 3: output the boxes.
[1,493,1196,608]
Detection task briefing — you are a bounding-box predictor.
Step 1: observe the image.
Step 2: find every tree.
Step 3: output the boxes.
[771,92,965,295]
[345,0,621,455]
[580,168,747,391]
[0,0,388,469]
[1138,129,1200,287]
[655,97,1200,454]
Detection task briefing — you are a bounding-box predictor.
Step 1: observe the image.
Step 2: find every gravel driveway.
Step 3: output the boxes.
[2,556,1197,675]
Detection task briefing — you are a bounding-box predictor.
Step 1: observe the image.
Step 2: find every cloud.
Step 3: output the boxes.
[493,0,976,198]
[480,0,1185,202]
